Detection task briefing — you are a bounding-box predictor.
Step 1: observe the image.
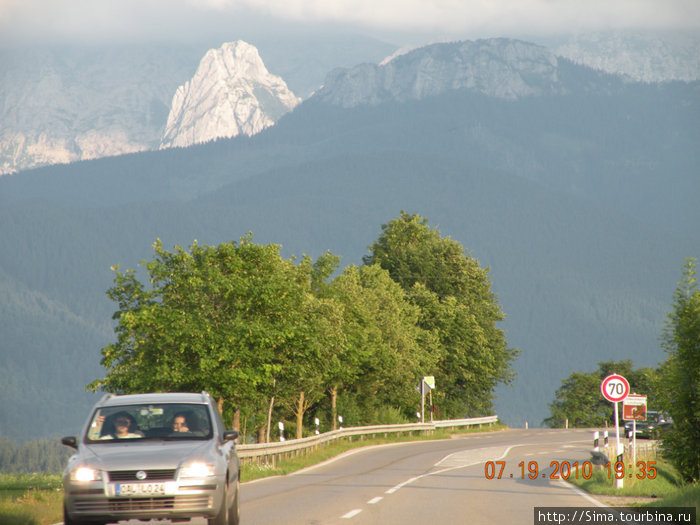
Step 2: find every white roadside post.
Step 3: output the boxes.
[600,373,630,489]
[278,421,285,442]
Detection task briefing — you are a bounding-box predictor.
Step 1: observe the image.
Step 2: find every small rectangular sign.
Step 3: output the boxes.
[624,394,647,406]
[622,394,647,421]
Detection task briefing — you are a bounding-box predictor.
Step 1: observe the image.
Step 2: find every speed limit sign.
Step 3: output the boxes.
[601,374,630,402]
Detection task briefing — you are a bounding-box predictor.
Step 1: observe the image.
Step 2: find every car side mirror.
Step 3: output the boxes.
[223,430,239,442]
[61,436,78,449]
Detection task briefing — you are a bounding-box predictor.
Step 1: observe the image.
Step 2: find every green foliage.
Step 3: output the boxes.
[660,258,700,483]
[90,235,332,436]
[363,211,519,417]
[318,264,438,420]
[89,215,515,440]
[544,360,664,428]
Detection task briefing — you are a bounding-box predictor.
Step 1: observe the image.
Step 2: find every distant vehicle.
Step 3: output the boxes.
[61,391,240,525]
[624,410,672,439]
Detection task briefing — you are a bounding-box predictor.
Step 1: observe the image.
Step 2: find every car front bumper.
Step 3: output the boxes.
[64,476,224,521]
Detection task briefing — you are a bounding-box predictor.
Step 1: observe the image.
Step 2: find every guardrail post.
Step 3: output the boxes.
[237,415,499,464]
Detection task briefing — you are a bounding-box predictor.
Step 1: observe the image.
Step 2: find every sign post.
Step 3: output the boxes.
[418,376,435,423]
[623,394,647,466]
[600,374,630,488]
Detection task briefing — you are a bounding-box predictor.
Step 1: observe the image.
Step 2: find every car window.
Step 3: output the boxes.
[85,403,212,442]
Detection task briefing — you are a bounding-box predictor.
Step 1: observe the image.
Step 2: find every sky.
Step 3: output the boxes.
[1,0,699,48]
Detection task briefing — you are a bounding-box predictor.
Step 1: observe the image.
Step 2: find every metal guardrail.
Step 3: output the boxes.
[237,415,498,465]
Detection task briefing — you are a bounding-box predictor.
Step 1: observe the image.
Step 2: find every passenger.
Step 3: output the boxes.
[90,412,142,439]
[110,413,142,438]
[172,412,190,433]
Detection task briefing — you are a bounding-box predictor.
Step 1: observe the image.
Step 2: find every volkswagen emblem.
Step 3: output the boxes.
[135,470,147,480]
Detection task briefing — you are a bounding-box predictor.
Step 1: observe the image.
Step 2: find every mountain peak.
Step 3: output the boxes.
[316,38,561,107]
[160,40,300,149]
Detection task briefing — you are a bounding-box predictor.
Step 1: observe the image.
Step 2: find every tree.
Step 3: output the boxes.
[89,236,319,435]
[364,212,519,417]
[544,360,663,428]
[660,258,700,482]
[319,264,438,424]
[546,370,612,428]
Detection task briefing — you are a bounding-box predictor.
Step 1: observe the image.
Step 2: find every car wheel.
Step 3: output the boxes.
[209,484,229,525]
[228,479,240,525]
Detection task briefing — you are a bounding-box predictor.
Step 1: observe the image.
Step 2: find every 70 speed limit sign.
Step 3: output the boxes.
[601,374,630,402]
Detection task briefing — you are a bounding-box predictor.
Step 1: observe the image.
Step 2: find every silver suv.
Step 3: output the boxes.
[61,392,240,525]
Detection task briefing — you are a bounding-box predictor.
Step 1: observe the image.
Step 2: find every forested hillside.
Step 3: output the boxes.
[0,59,697,440]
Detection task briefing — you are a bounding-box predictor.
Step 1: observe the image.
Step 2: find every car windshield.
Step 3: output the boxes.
[85,403,212,442]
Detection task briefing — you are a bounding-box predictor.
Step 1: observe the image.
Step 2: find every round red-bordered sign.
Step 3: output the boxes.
[601,374,630,402]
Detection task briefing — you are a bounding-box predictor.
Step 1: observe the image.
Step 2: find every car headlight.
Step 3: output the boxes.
[179,461,216,478]
[71,467,102,482]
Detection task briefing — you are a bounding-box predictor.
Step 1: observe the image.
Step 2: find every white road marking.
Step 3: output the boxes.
[343,437,601,520]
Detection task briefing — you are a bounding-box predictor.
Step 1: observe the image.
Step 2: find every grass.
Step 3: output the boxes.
[566,452,698,524]
[0,474,63,525]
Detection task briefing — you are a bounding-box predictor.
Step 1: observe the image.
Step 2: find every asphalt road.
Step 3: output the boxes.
[107,428,611,525]
[238,428,604,525]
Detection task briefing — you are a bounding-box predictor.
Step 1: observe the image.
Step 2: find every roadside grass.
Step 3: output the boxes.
[644,484,700,517]
[567,456,684,498]
[567,453,698,524]
[0,474,63,525]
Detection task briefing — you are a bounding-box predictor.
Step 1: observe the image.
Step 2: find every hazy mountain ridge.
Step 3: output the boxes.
[0,36,394,175]
[550,30,700,82]
[0,45,200,175]
[318,39,562,107]
[1,31,697,175]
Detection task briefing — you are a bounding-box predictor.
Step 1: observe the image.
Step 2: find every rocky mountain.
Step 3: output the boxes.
[0,36,394,175]
[317,39,562,107]
[2,31,697,176]
[160,41,300,149]
[0,45,200,175]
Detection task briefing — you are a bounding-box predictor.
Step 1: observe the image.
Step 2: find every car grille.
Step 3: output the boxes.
[107,469,177,482]
[74,495,212,512]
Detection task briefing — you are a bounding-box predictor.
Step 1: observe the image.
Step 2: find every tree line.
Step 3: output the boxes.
[0,437,71,474]
[88,212,519,442]
[546,258,699,482]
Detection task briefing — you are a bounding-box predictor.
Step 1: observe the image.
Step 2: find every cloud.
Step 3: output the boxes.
[1,0,698,45]
[211,0,700,33]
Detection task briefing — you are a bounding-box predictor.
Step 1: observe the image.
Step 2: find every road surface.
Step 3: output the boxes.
[105,428,611,524]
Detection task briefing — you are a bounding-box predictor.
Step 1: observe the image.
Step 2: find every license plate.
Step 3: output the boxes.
[115,482,166,496]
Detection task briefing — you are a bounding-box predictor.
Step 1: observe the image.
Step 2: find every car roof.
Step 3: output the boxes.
[98,392,211,407]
